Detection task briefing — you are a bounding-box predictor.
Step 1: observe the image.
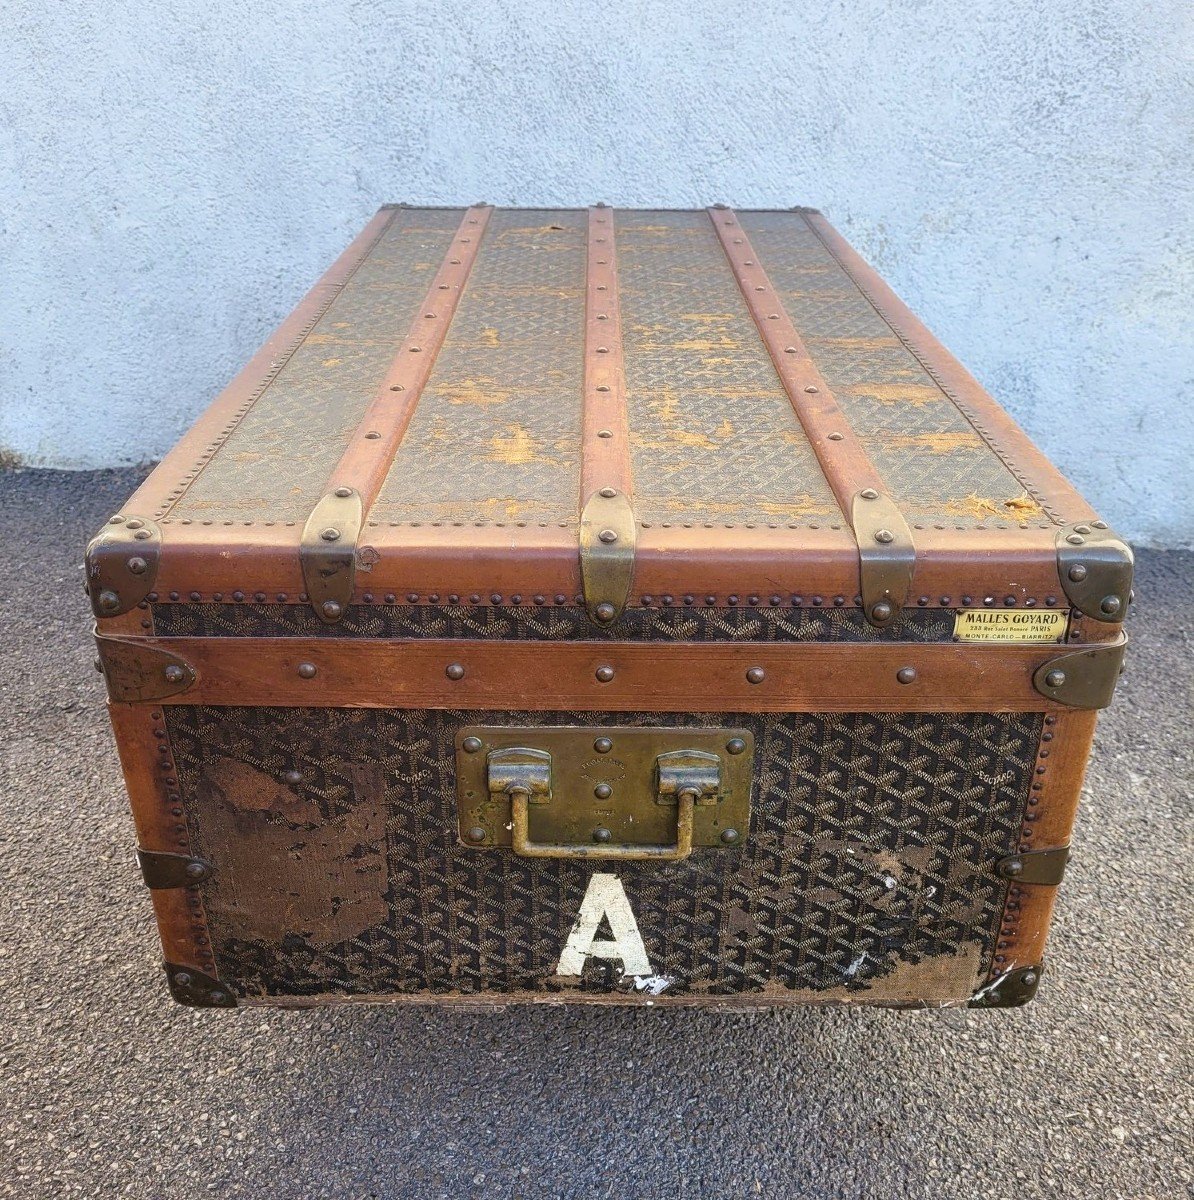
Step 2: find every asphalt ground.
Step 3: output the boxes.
[1,466,1190,1200]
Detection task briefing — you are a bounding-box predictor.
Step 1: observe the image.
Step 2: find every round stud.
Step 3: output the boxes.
[466,826,487,843]
[1002,858,1024,878]
[859,488,879,500]
[334,486,353,498]
[125,519,144,530]
[321,600,342,620]
[746,667,766,685]
[896,667,917,685]
[164,664,186,684]
[445,663,466,680]
[320,528,341,542]
[209,990,228,1004]
[297,662,317,679]
[184,860,207,881]
[1066,533,1085,545]
[595,665,615,683]
[1044,669,1067,688]
[1099,595,1122,616]
[594,602,616,622]
[594,783,613,800]
[1067,564,1088,582]
[871,601,894,622]
[1022,970,1038,986]
[593,827,613,844]
[282,769,303,784]
[726,738,747,755]
[874,529,894,544]
[598,529,618,544]
[720,828,740,844]
[597,429,612,439]
[594,737,613,754]
[599,487,617,499]
[827,432,844,441]
[127,556,148,575]
[462,736,483,754]
[97,590,121,614]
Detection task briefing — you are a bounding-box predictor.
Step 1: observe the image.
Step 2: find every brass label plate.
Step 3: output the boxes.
[455,726,753,852]
[953,609,1069,643]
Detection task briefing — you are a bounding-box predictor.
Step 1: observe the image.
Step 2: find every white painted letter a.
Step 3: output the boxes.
[555,873,652,978]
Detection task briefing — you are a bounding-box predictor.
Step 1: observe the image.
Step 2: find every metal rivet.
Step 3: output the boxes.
[720,828,740,844]
[896,667,917,685]
[446,663,465,680]
[134,530,151,541]
[334,486,353,498]
[1021,970,1038,986]
[804,386,818,394]
[321,600,342,620]
[595,665,615,683]
[164,664,186,684]
[283,769,303,784]
[1068,564,1088,582]
[1099,595,1122,616]
[125,519,144,530]
[1093,520,1108,530]
[97,590,121,613]
[597,429,613,438]
[320,528,341,542]
[594,783,613,800]
[173,971,192,987]
[598,529,618,544]
[827,432,844,441]
[594,737,613,754]
[297,662,317,679]
[127,556,147,575]
[365,431,381,439]
[1074,524,1092,535]
[599,487,617,498]
[726,738,746,755]
[746,667,766,684]
[209,990,227,1004]
[875,529,894,544]
[1045,669,1067,688]
[1002,858,1024,878]
[593,827,613,843]
[871,601,894,622]
[466,826,487,843]
[462,736,483,754]
[860,488,879,500]
[595,602,616,622]
[184,861,207,880]
[1066,533,1085,545]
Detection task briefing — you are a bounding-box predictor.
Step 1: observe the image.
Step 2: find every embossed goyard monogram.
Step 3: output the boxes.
[88,206,1131,1010]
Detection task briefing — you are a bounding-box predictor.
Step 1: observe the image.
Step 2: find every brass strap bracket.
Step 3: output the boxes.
[138,849,211,888]
[85,515,161,618]
[1057,523,1133,622]
[970,963,1044,1008]
[163,962,236,1008]
[1033,637,1127,709]
[96,635,197,703]
[996,845,1070,885]
[852,491,916,627]
[301,487,364,623]
[580,488,637,624]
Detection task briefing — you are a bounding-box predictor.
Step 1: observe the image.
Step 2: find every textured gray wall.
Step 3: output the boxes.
[2,1,1190,544]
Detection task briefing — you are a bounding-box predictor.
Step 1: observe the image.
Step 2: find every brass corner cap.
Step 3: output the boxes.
[84,515,161,617]
[1056,523,1133,622]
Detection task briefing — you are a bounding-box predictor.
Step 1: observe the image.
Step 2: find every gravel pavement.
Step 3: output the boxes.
[1,466,1190,1200]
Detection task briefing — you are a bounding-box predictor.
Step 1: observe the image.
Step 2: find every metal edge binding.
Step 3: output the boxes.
[96,635,197,703]
[851,490,916,627]
[1032,637,1127,709]
[1057,523,1133,622]
[84,516,161,617]
[969,963,1044,1009]
[300,487,364,623]
[996,845,1070,885]
[163,962,237,1008]
[580,489,637,624]
[137,849,212,889]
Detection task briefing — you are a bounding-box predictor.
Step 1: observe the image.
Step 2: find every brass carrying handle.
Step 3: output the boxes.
[509,787,697,861]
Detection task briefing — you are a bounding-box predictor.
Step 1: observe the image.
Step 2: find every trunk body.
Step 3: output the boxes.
[88,206,1130,1009]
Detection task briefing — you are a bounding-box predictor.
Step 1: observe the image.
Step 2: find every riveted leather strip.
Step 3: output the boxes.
[709,208,914,627]
[580,205,636,624]
[302,205,493,621]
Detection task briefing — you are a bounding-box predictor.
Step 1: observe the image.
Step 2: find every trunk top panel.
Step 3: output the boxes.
[92,206,1120,624]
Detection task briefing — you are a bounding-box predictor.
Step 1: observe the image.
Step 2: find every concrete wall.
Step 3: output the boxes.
[2,1,1190,545]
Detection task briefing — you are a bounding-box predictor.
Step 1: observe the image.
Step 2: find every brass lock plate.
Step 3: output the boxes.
[455,726,753,854]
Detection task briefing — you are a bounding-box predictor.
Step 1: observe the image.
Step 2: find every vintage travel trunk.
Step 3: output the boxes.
[87,205,1131,1010]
